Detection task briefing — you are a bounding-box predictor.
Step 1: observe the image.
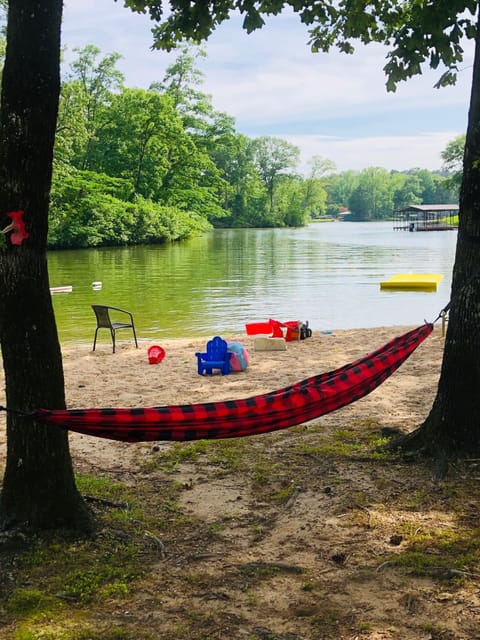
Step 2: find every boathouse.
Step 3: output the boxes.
[393,204,459,231]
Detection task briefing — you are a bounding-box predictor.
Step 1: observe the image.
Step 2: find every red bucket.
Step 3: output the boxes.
[148,345,165,364]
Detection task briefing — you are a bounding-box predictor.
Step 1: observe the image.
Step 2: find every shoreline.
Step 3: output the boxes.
[56,317,443,349]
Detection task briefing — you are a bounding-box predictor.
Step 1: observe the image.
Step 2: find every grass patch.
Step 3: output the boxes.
[144,438,251,475]
[387,526,480,578]
[6,589,62,619]
[0,473,168,638]
[16,534,140,605]
[4,418,480,640]
[295,424,392,460]
[143,440,209,473]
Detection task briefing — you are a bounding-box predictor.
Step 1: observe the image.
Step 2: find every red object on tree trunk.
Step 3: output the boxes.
[1,210,29,245]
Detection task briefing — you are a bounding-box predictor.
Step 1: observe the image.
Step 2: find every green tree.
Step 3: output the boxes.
[303,156,335,218]
[152,44,256,222]
[325,170,360,217]
[64,45,124,170]
[392,171,422,210]
[87,88,186,199]
[150,44,210,134]
[48,169,211,248]
[60,49,228,229]
[348,167,396,220]
[411,168,438,204]
[441,134,466,193]
[270,174,303,226]
[251,136,300,217]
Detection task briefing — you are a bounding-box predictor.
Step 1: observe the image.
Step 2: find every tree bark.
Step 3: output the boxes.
[399,13,480,460]
[0,0,92,531]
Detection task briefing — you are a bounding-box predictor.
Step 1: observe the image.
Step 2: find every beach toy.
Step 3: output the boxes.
[245,321,273,336]
[148,345,165,364]
[246,319,303,341]
[227,342,250,371]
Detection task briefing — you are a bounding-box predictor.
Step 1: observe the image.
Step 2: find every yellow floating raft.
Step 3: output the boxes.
[380,273,444,291]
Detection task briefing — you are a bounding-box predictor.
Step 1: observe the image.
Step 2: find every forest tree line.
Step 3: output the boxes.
[48,44,459,249]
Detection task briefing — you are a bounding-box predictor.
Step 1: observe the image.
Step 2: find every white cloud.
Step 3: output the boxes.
[280,131,462,173]
[200,13,473,122]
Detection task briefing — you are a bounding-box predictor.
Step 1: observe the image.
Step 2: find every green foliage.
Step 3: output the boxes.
[442,134,466,173]
[150,44,210,134]
[147,440,209,472]
[132,195,211,242]
[48,168,211,248]
[49,170,135,248]
[387,526,480,577]
[441,134,466,193]
[274,175,310,226]
[49,41,461,248]
[325,170,359,215]
[303,156,334,219]
[322,166,458,220]
[251,136,300,215]
[128,0,477,95]
[6,589,62,618]
[58,45,124,171]
[348,167,397,220]
[84,86,226,210]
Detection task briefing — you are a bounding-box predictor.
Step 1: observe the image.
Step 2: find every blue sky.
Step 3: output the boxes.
[62,0,473,174]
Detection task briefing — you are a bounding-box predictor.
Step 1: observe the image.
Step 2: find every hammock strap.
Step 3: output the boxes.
[431,300,451,324]
[0,405,30,417]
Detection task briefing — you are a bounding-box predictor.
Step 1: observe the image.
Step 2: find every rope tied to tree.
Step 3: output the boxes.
[431,300,451,325]
[0,405,31,416]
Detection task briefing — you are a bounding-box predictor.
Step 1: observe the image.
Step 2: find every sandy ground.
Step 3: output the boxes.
[6,324,479,640]
[0,324,442,470]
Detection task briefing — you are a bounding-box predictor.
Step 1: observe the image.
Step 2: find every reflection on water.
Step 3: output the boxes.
[48,221,457,344]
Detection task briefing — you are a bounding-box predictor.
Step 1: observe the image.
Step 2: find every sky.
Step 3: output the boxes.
[61,0,474,174]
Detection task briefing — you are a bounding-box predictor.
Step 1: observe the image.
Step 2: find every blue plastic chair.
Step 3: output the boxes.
[196,336,233,375]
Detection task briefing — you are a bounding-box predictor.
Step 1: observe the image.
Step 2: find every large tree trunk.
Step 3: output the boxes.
[0,0,92,531]
[401,15,480,460]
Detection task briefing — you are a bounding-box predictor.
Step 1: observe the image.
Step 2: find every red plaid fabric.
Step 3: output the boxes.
[33,324,433,442]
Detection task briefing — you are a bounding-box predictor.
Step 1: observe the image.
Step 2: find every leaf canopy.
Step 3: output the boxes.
[119,0,478,90]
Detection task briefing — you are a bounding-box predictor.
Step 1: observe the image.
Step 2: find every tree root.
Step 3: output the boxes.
[379,426,449,480]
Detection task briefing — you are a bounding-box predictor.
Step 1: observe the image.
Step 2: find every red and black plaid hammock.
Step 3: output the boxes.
[27,324,433,443]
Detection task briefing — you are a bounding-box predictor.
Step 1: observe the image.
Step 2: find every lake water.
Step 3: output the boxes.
[48,221,458,345]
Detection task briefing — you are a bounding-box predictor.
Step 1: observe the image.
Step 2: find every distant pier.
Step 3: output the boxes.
[393,204,459,231]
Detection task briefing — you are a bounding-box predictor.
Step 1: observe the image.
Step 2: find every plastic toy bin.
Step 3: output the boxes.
[245,322,273,336]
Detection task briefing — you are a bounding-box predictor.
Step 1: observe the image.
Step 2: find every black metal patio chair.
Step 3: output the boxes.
[92,305,138,353]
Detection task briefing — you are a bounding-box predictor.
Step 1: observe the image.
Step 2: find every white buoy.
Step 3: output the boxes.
[50,286,73,294]
[92,281,102,290]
